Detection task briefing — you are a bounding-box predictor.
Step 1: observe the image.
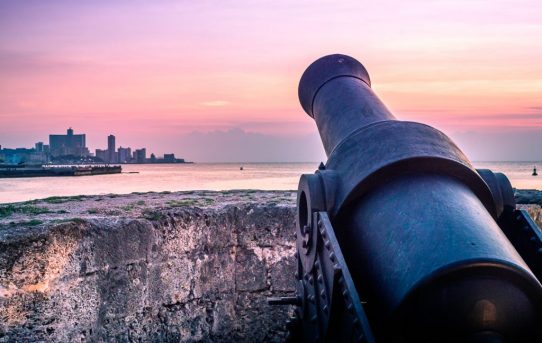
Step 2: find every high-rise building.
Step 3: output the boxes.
[118,147,132,163]
[107,135,116,163]
[134,148,146,163]
[49,128,89,157]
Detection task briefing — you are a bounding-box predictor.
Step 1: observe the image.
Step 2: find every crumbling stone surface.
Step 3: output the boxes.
[0,193,297,342]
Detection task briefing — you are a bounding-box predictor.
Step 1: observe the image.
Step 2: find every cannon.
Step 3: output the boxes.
[269,54,542,342]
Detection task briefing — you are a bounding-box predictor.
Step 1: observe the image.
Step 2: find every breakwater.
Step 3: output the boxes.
[0,165,121,178]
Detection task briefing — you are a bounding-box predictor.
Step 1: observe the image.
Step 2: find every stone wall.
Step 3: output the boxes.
[0,193,297,342]
[2,189,542,342]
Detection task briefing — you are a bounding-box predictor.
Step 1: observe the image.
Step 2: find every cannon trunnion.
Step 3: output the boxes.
[270,55,542,342]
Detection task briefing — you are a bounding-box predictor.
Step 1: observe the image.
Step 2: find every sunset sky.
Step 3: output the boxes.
[1,0,541,162]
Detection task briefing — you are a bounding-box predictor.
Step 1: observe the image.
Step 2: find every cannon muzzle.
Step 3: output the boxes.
[291,54,542,342]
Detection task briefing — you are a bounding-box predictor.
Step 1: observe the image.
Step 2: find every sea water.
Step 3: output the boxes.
[1,162,541,203]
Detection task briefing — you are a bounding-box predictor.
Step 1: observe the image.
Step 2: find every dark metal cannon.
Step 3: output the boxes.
[269,54,542,342]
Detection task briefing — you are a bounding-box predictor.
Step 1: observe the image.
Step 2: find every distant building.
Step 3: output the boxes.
[163,153,175,162]
[118,147,132,163]
[95,149,107,162]
[107,135,116,163]
[0,147,48,164]
[35,142,44,152]
[150,153,156,163]
[49,128,89,157]
[134,148,146,163]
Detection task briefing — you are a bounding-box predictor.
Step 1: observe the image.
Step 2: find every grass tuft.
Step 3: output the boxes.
[0,204,52,218]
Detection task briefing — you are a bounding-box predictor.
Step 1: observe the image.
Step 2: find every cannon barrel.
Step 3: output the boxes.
[296,54,542,342]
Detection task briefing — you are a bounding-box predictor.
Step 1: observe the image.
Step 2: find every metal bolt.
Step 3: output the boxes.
[309,276,314,284]
[320,289,326,298]
[322,305,328,313]
[329,252,336,261]
[317,275,323,283]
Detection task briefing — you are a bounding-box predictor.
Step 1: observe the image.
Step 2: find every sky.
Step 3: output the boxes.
[1,0,541,162]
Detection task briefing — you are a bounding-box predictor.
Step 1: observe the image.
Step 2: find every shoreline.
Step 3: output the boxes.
[1,188,542,228]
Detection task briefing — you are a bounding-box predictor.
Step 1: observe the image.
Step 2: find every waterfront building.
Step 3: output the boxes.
[107,135,116,163]
[49,128,89,157]
[0,147,48,164]
[118,147,132,163]
[134,148,146,163]
[95,149,107,162]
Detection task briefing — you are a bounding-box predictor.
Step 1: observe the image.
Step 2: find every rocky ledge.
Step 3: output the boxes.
[1,189,542,342]
[0,191,297,342]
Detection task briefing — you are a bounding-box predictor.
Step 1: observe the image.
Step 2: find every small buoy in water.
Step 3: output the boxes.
[240,166,244,171]
[533,166,538,176]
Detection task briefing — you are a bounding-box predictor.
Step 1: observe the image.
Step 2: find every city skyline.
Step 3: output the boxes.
[1,1,541,162]
[0,127,185,165]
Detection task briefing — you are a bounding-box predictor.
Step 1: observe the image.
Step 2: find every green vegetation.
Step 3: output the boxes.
[122,204,135,211]
[51,217,86,224]
[42,195,87,204]
[141,209,164,221]
[159,191,172,195]
[87,208,99,214]
[0,204,52,218]
[166,199,197,207]
[166,198,215,208]
[121,200,146,211]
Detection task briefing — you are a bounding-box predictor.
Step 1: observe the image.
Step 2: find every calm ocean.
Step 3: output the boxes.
[1,162,542,203]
